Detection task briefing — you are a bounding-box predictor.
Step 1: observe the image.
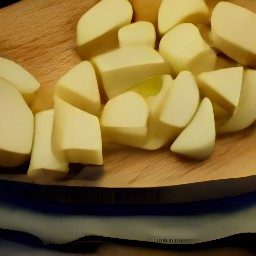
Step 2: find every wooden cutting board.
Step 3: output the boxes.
[0,0,256,203]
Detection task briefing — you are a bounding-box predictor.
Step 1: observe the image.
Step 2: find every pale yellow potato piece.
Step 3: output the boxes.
[140,75,179,150]
[219,69,256,133]
[160,71,200,129]
[131,76,164,100]
[52,97,103,165]
[92,46,169,99]
[55,61,101,116]
[0,79,34,167]
[197,67,243,113]
[148,75,173,116]
[28,109,69,180]
[76,0,133,59]
[158,0,209,36]
[102,75,176,150]
[211,1,256,67]
[159,23,216,75]
[100,91,149,145]
[171,98,215,160]
[0,57,40,105]
[118,21,156,48]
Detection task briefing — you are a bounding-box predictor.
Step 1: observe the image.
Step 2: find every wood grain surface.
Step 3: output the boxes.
[0,0,256,196]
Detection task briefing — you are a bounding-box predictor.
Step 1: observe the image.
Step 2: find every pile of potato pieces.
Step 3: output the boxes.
[0,0,256,180]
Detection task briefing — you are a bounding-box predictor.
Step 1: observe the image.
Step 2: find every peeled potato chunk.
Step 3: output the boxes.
[118,21,156,48]
[219,69,256,133]
[0,57,40,105]
[159,23,216,75]
[0,79,34,167]
[158,0,209,36]
[92,46,169,99]
[100,91,149,145]
[76,0,133,59]
[28,109,69,180]
[141,75,179,150]
[131,75,164,100]
[102,75,176,150]
[55,61,101,116]
[52,97,103,165]
[125,75,178,150]
[211,1,256,67]
[160,71,200,129]
[171,98,215,160]
[197,67,243,113]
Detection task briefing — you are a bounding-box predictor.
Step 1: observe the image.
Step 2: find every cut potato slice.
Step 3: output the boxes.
[197,67,243,113]
[219,69,256,133]
[171,98,215,160]
[28,109,69,180]
[100,91,149,145]
[158,0,209,36]
[76,0,133,59]
[211,1,256,67]
[148,75,172,117]
[0,57,40,105]
[52,97,103,165]
[159,23,216,75]
[101,75,176,150]
[92,46,169,99]
[141,75,179,150]
[55,61,101,116]
[160,71,200,129]
[131,76,164,100]
[118,21,156,48]
[0,79,34,167]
